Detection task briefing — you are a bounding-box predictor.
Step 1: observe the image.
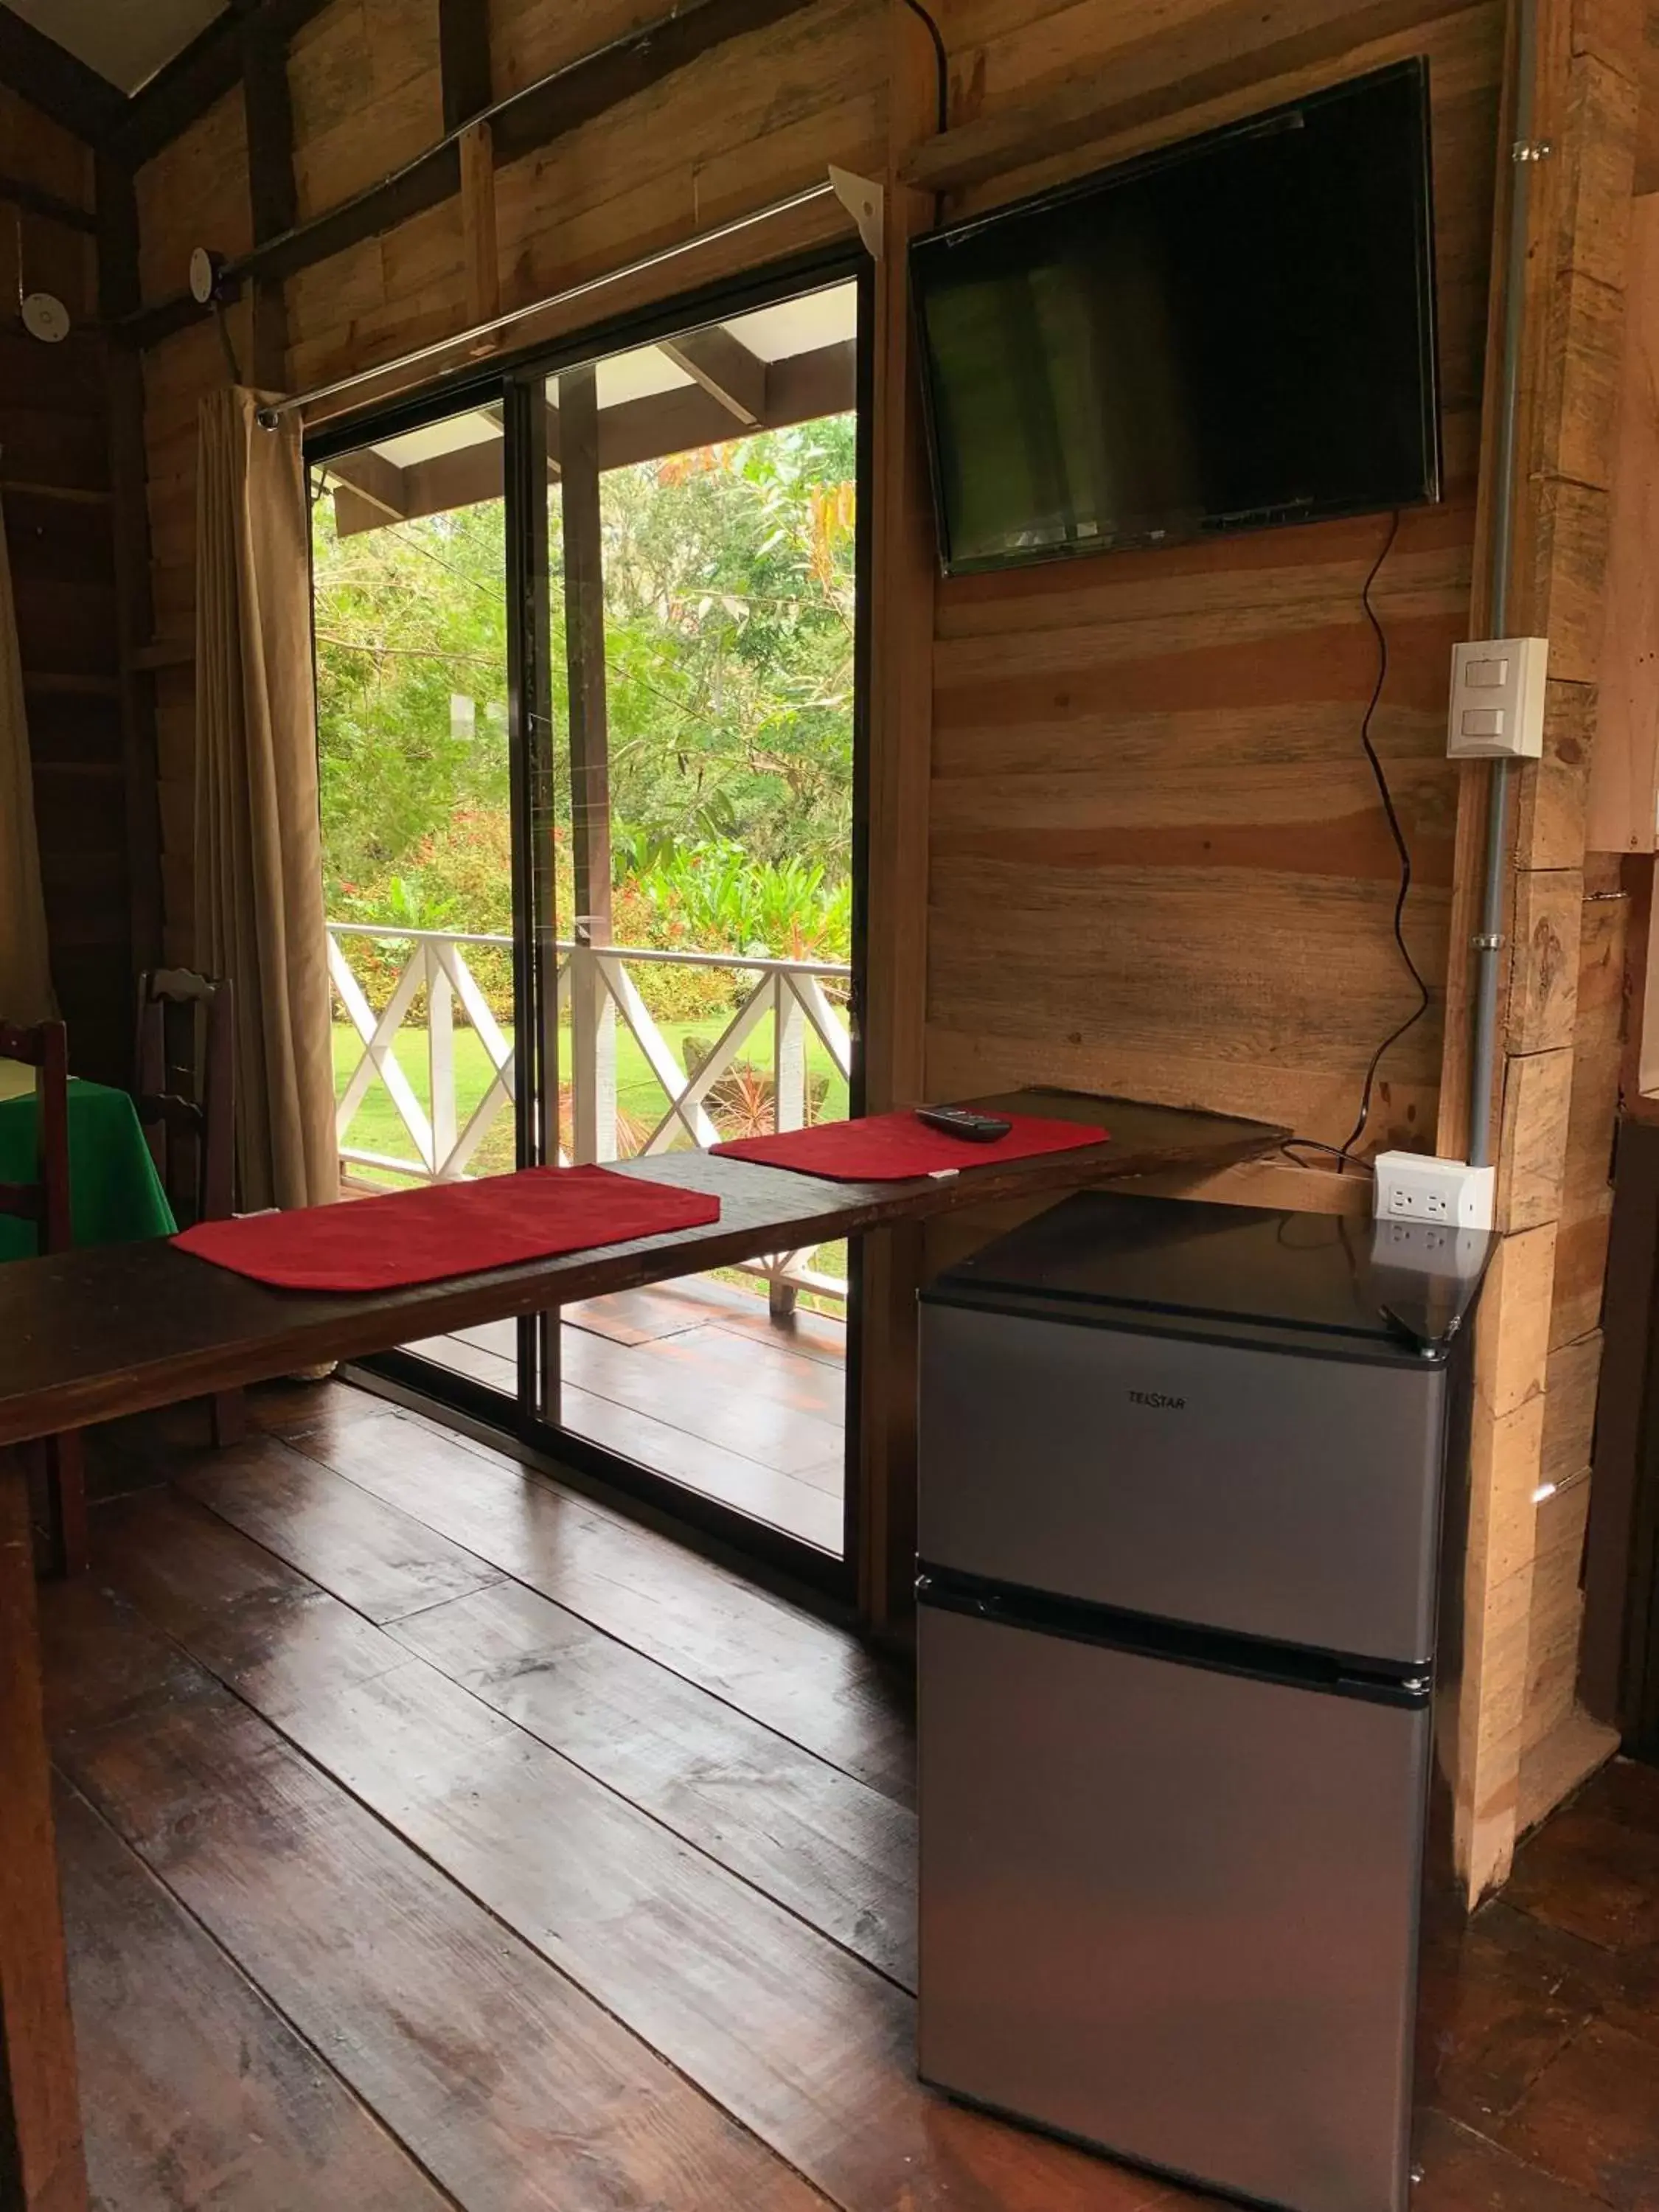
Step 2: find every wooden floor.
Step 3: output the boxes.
[38,1381,1659,2212]
[410,1273,848,1552]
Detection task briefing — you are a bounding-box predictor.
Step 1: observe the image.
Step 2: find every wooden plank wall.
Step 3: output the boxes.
[0,91,135,1082]
[134,90,251,964]
[116,0,1644,1884]
[925,0,1498,1149]
[1517,857,1626,1826]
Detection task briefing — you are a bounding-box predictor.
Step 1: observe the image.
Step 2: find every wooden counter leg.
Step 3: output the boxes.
[0,1448,86,2212]
[857,1222,923,1638]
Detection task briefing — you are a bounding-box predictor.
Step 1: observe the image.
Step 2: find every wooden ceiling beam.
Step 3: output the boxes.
[327,448,410,525]
[658,327,768,428]
[333,339,856,539]
[0,3,125,143]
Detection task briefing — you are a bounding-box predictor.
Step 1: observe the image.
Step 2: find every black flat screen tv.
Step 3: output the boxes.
[911,61,1441,575]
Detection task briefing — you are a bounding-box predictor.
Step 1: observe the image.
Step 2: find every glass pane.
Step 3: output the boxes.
[309,408,518,1399]
[547,277,860,1554]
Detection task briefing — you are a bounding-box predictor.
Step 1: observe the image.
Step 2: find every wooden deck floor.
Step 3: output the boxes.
[408,1274,848,1551]
[38,1382,1659,2212]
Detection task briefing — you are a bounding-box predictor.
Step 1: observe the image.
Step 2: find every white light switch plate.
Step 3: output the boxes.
[1447,636,1548,760]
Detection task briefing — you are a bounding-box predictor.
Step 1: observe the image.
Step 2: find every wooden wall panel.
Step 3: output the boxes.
[135,88,251,308]
[925,9,1499,1153]
[492,0,880,296]
[285,200,467,396]
[290,0,444,222]
[1,95,132,1082]
[490,0,670,100]
[131,83,255,968]
[0,90,94,313]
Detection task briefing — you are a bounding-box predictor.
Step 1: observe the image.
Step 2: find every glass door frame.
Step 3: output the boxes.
[307,243,874,1601]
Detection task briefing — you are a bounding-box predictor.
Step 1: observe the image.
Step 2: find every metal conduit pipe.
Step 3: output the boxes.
[1467,0,1547,1166]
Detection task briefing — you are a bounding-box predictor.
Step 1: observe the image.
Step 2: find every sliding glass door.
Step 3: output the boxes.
[308,259,866,1589]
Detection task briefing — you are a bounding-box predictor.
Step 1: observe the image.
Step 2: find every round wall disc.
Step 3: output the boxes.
[20,291,69,343]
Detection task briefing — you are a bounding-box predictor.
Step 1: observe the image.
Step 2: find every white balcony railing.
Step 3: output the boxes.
[327,921,853,1307]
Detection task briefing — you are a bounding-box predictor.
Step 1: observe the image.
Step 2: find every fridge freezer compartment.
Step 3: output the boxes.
[919,1298,1449,1663]
[918,1601,1430,2212]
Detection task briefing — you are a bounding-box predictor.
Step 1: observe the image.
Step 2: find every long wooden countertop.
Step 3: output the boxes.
[0,1088,1284,2212]
[0,1091,1282,1447]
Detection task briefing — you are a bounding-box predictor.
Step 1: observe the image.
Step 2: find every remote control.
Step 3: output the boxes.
[915,1105,1013,1144]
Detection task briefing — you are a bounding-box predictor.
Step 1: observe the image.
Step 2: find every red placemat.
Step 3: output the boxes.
[712,1110,1110,1182]
[173,1166,720,1291]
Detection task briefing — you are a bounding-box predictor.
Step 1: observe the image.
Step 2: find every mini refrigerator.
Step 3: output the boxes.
[916,1190,1491,2212]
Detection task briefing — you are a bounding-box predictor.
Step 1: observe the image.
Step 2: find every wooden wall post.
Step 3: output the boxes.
[0,1453,87,2212]
[559,363,617,1166]
[240,13,296,392]
[459,120,501,328]
[439,0,494,133]
[856,0,941,1632]
[440,0,499,331]
[95,153,163,1002]
[1441,0,1644,1900]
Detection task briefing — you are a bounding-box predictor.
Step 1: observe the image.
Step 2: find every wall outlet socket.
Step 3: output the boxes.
[1372,1150,1495,1231]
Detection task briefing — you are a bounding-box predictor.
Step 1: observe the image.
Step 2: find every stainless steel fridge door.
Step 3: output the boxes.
[918,1603,1428,2212]
[919,1301,1447,1663]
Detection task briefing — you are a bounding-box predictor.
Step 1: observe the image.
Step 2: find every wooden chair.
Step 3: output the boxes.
[134,968,246,1445]
[0,1018,87,1575]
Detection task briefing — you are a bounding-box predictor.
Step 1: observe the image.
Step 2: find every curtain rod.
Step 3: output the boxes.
[256,178,844,430]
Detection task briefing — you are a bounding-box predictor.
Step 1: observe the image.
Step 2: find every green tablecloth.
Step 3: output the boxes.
[0,1068,178,1260]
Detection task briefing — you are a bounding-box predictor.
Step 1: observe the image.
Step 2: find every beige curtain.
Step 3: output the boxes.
[195,387,338,1213]
[0,508,55,1022]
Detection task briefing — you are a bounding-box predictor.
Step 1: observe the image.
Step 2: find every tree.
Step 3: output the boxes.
[310,413,856,961]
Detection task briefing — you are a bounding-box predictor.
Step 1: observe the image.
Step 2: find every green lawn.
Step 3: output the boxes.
[333,1015,850,1178]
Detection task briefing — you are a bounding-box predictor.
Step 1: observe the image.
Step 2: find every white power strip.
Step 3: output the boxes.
[1372,1150,1495,1231]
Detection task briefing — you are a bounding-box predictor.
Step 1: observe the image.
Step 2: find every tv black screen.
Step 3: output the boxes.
[911,62,1441,574]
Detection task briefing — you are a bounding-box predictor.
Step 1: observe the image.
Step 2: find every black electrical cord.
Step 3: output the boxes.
[1279,1137,1374,1175]
[900,0,950,136]
[1338,508,1432,1163]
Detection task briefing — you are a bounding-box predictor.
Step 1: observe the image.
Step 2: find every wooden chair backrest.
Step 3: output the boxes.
[0,1018,72,1254]
[133,969,235,1228]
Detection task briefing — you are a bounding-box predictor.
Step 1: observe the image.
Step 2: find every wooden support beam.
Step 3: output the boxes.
[241,13,298,394]
[125,0,820,345]
[326,448,411,535]
[902,0,1487,195]
[0,172,95,234]
[560,364,617,1165]
[439,0,494,133]
[97,152,163,992]
[560,364,612,943]
[333,342,855,537]
[659,327,768,427]
[459,120,501,330]
[0,2,124,143]
[1441,0,1646,1902]
[0,1452,88,2212]
[859,0,939,1637]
